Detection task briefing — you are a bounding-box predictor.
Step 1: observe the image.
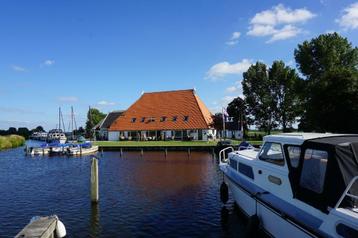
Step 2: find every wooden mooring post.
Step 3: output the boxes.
[187,148,191,158]
[164,148,168,158]
[120,148,123,157]
[140,148,144,156]
[91,157,99,203]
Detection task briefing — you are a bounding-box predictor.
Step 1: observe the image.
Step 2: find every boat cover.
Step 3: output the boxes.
[298,136,358,211]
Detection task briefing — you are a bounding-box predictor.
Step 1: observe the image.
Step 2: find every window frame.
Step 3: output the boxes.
[258,142,285,166]
[299,148,328,194]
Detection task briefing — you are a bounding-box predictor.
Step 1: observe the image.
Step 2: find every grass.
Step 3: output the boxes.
[93,139,262,147]
[0,135,25,151]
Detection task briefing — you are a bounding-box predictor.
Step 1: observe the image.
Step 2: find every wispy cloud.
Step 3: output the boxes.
[97,100,116,106]
[206,59,253,80]
[58,96,79,102]
[11,65,26,72]
[247,4,316,43]
[41,59,55,67]
[226,31,241,45]
[336,2,358,30]
[0,106,40,114]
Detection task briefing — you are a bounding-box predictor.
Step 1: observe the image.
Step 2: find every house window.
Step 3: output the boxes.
[149,117,155,122]
[172,116,178,122]
[160,116,167,122]
[300,149,328,193]
[286,146,301,168]
[184,116,189,122]
[141,117,145,122]
[259,142,285,166]
[131,118,136,123]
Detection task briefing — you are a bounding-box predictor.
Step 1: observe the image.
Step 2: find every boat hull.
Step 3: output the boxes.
[225,176,317,238]
[69,146,99,156]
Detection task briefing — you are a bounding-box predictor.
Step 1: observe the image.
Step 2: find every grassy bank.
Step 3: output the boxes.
[0,135,25,150]
[93,140,262,147]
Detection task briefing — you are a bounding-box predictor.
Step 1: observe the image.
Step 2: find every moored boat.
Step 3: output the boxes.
[219,133,358,238]
[67,142,98,156]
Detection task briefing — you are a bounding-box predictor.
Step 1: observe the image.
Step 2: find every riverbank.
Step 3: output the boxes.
[0,135,25,151]
[93,140,262,147]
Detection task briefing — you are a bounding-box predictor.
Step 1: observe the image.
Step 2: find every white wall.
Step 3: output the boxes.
[108,131,120,141]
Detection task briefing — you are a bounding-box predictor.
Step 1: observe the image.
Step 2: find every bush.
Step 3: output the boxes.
[0,135,25,150]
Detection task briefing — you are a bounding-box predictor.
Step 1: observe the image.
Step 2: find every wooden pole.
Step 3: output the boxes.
[141,148,143,156]
[165,148,167,158]
[188,148,191,158]
[120,148,123,157]
[91,157,99,203]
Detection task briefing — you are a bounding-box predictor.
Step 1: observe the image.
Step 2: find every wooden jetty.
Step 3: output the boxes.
[15,216,66,238]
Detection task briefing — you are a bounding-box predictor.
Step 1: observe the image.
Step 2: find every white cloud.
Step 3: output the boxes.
[206,59,253,80]
[42,59,55,66]
[226,86,240,93]
[58,96,79,102]
[11,65,26,72]
[97,100,116,106]
[226,31,241,45]
[336,2,358,30]
[247,4,315,42]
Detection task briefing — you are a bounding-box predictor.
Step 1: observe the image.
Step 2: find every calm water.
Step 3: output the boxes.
[0,141,252,237]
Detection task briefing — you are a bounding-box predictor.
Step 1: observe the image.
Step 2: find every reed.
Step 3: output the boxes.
[0,135,25,150]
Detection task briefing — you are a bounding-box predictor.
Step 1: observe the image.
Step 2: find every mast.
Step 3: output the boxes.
[58,107,61,132]
[71,106,74,139]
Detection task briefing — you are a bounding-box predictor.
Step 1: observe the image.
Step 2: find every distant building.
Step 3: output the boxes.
[93,110,125,140]
[108,89,216,141]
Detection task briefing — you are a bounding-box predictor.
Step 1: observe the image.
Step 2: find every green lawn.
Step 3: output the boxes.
[93,140,262,147]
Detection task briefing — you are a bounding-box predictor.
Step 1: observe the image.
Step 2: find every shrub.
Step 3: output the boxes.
[0,135,25,150]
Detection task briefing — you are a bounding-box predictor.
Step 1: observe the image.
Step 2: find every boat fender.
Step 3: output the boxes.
[220,182,229,204]
[55,216,66,238]
[245,214,260,238]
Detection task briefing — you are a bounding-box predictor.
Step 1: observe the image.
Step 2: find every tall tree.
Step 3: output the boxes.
[227,97,248,132]
[294,33,358,132]
[242,62,277,134]
[269,61,301,132]
[85,108,106,138]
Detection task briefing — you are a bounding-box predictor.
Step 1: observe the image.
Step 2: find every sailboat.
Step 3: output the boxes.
[47,107,67,144]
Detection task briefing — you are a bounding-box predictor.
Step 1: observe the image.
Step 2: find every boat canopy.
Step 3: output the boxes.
[292,136,358,212]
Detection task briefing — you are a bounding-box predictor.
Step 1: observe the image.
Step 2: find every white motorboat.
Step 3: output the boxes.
[67,143,98,156]
[29,147,50,155]
[219,133,358,238]
[47,129,67,144]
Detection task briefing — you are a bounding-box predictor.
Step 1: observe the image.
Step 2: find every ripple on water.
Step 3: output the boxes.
[0,147,265,237]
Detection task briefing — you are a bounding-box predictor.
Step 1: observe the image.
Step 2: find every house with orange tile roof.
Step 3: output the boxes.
[108,89,216,141]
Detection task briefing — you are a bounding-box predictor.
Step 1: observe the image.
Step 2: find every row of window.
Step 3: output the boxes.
[131,116,189,123]
[258,142,328,194]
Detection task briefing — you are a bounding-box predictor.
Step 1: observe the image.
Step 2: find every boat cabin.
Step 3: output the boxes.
[257,134,358,213]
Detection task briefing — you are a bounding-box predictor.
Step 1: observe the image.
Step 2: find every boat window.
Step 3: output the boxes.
[287,146,301,168]
[259,142,285,166]
[230,158,237,170]
[300,149,328,194]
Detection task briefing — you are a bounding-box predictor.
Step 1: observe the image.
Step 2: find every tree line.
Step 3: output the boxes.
[218,33,358,135]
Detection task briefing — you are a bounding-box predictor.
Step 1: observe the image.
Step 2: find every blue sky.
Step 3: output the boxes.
[0,0,357,130]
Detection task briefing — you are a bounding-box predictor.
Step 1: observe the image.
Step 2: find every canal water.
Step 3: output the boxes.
[0,142,260,237]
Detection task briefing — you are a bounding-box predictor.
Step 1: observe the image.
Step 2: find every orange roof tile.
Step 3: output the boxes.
[109,89,213,131]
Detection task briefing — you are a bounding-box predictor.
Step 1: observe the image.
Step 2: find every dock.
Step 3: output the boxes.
[15,216,61,238]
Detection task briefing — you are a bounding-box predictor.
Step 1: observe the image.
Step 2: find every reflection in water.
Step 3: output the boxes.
[0,146,266,237]
[89,203,100,238]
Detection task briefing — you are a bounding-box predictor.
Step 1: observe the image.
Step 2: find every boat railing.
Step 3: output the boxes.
[219,147,235,164]
[335,176,358,211]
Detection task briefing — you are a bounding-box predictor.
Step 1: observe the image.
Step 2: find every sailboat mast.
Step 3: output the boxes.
[58,107,61,131]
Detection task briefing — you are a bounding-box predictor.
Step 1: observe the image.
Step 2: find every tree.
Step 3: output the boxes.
[226,97,248,134]
[242,62,277,134]
[211,113,223,131]
[269,61,301,132]
[85,108,106,138]
[294,33,358,132]
[18,127,30,139]
[32,126,45,132]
